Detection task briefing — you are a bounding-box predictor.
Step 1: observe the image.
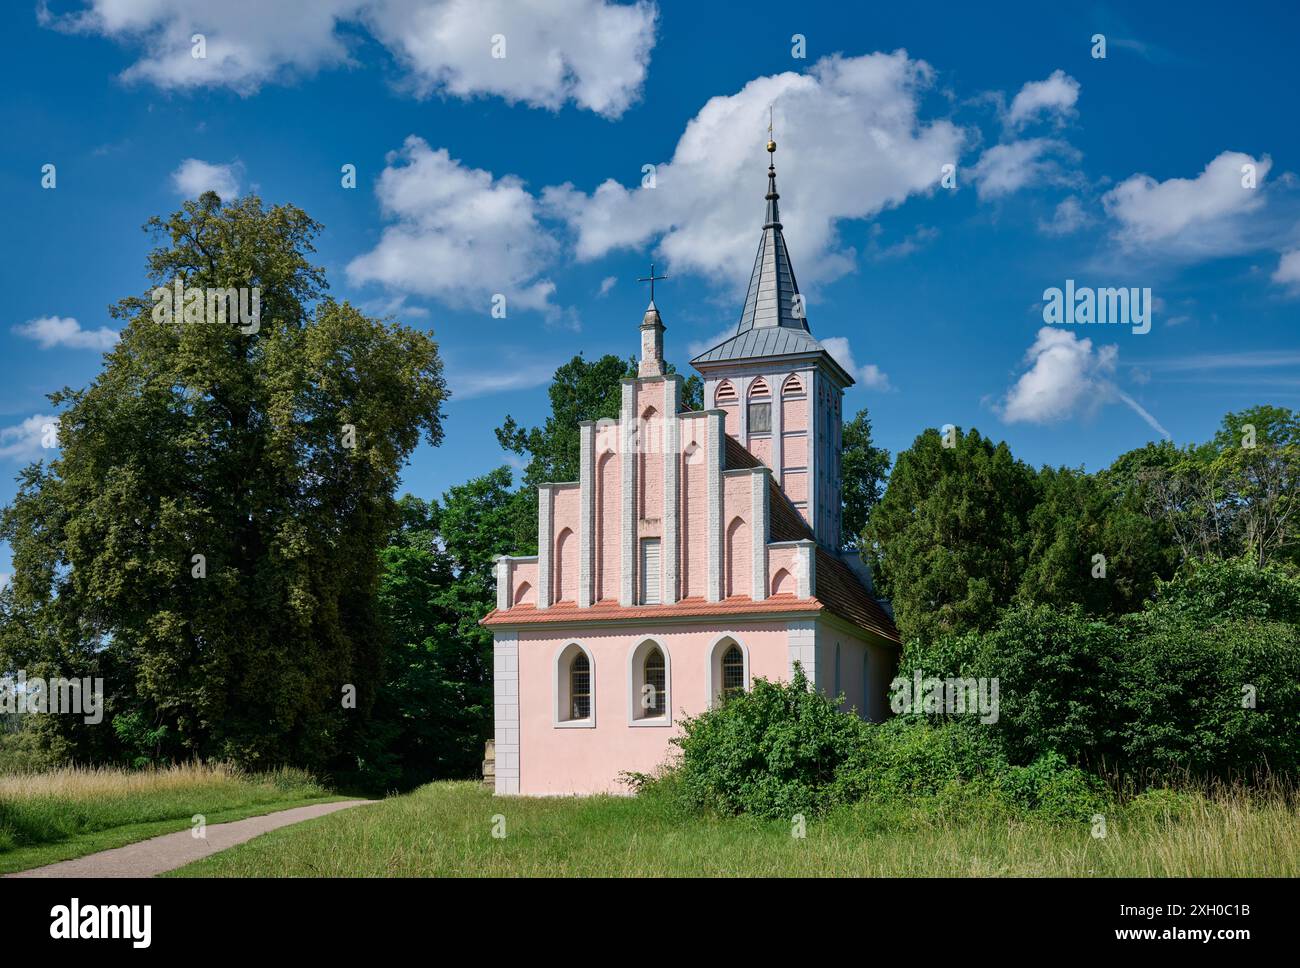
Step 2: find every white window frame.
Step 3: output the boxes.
[627,638,672,727]
[706,634,751,707]
[640,537,661,605]
[553,642,596,728]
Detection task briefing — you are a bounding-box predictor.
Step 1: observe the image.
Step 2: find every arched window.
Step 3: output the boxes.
[863,653,871,719]
[555,527,575,602]
[748,378,771,434]
[643,649,666,716]
[555,643,595,727]
[722,646,745,697]
[782,374,804,397]
[726,516,749,598]
[570,652,591,720]
[770,567,793,597]
[629,640,671,725]
[708,636,750,706]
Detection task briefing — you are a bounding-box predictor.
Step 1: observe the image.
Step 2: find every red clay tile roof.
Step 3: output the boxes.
[813,548,898,643]
[482,595,821,626]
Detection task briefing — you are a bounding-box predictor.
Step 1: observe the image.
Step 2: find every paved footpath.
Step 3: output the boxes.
[6,800,372,878]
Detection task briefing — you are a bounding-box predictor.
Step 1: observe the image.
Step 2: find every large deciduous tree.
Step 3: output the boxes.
[0,193,447,770]
[840,408,891,549]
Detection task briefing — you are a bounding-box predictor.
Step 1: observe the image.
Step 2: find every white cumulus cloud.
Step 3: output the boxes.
[821,336,893,391]
[1006,69,1080,128]
[999,327,1168,438]
[12,315,118,350]
[0,414,58,462]
[971,138,1078,201]
[1272,249,1300,294]
[543,51,967,290]
[1038,196,1092,236]
[1102,150,1271,253]
[347,137,560,315]
[43,0,658,117]
[171,158,242,199]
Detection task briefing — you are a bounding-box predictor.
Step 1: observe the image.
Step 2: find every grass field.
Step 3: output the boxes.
[169,780,1300,877]
[0,762,342,874]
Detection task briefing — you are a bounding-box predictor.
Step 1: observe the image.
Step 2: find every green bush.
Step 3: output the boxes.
[671,665,870,819]
[1117,614,1300,776]
[900,606,1125,768]
[995,752,1107,823]
[1122,788,1207,826]
[1146,558,1300,625]
[666,673,1106,824]
[843,717,1008,800]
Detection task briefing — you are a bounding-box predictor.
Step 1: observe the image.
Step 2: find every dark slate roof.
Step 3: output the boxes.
[692,325,824,364]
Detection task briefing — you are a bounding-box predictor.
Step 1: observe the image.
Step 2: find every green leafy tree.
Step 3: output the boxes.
[840,408,891,549]
[1017,466,1175,616]
[864,426,1038,642]
[354,472,534,790]
[0,193,446,771]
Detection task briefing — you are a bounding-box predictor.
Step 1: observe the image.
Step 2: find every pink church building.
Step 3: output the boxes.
[482,142,900,795]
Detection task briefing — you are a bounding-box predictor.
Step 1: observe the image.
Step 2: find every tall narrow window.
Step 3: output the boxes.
[640,538,661,605]
[643,648,666,717]
[570,652,591,720]
[722,646,745,696]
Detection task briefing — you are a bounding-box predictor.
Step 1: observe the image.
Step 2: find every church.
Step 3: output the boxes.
[481,137,901,795]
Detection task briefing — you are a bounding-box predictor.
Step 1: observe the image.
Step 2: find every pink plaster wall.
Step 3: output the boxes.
[721,403,739,438]
[722,474,755,598]
[782,433,808,469]
[595,449,620,601]
[817,619,897,721]
[783,396,808,435]
[516,622,793,795]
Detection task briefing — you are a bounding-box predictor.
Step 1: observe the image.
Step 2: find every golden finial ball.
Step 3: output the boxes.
[767,139,776,152]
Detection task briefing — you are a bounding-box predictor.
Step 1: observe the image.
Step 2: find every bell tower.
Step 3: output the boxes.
[690,132,853,549]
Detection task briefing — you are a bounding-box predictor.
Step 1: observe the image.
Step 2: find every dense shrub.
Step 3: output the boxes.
[900,606,1125,768]
[1145,558,1300,625]
[671,666,870,819]
[1117,615,1300,776]
[668,673,1104,824]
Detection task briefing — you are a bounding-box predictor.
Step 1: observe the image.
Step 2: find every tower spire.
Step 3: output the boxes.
[732,111,806,334]
[765,105,781,228]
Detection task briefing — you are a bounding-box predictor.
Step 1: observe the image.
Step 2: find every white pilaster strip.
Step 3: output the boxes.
[495,557,509,611]
[772,370,785,484]
[796,540,815,598]
[493,632,520,794]
[751,470,768,601]
[787,620,817,689]
[620,381,637,606]
[662,377,680,604]
[706,410,724,602]
[737,375,750,442]
[807,368,819,545]
[578,422,595,608]
[536,486,552,610]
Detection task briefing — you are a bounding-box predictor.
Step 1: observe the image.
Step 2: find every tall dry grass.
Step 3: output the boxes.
[0,762,327,853]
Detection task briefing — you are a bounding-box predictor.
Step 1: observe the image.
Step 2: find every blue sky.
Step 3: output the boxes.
[2,1,1299,582]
